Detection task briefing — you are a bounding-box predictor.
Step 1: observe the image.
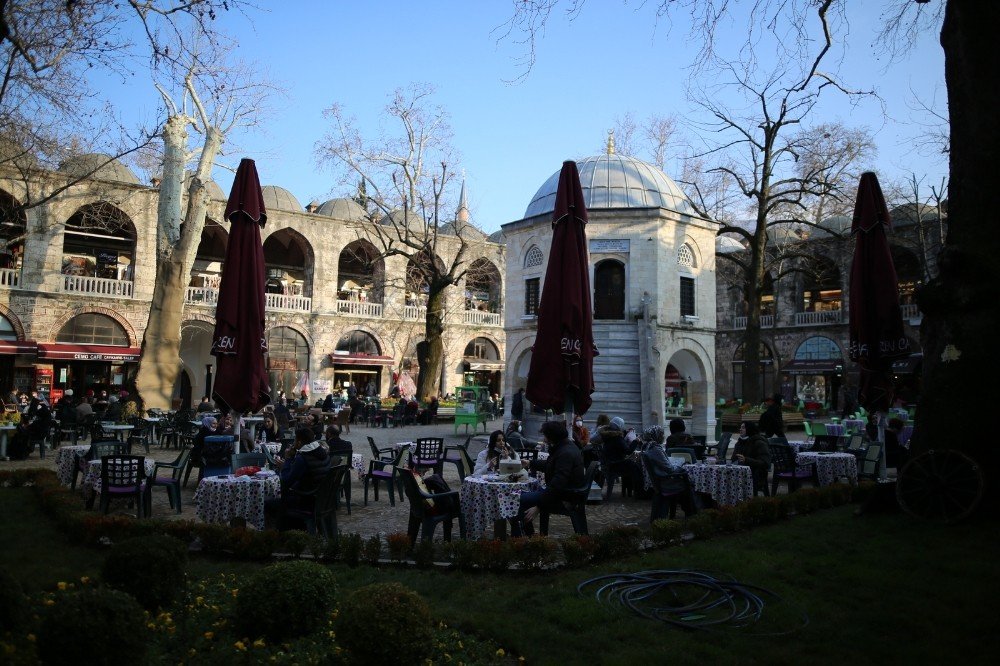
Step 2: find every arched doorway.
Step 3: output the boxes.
[179,369,192,411]
[178,321,214,404]
[463,337,502,395]
[664,349,710,436]
[46,313,137,399]
[329,330,391,398]
[594,259,625,320]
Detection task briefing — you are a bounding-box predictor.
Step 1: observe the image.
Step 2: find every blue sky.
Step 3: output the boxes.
[100,1,948,233]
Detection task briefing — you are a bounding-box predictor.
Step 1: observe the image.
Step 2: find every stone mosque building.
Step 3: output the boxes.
[501,141,719,436]
[0,157,505,407]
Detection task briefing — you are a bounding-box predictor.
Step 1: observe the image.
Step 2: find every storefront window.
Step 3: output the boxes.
[267,326,309,396]
[336,330,380,356]
[56,314,129,346]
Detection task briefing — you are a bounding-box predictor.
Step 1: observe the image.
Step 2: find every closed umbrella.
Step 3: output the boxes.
[526,160,599,419]
[849,171,910,413]
[211,158,271,413]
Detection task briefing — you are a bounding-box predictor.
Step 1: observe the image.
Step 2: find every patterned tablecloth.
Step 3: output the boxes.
[824,423,845,437]
[786,440,811,454]
[54,445,92,485]
[796,452,858,486]
[194,473,281,530]
[82,458,156,495]
[844,419,865,433]
[461,475,542,540]
[683,463,754,507]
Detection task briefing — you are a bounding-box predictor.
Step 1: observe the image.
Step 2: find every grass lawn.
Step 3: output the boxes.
[3,487,997,665]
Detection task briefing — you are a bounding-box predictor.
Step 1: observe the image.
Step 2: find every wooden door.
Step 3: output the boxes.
[594,260,625,320]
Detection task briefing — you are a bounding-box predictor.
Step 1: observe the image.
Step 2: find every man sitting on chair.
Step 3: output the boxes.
[511,421,585,536]
[266,427,331,530]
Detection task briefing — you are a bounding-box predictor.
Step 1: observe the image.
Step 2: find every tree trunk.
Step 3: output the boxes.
[135,255,188,409]
[417,286,447,400]
[915,1,999,507]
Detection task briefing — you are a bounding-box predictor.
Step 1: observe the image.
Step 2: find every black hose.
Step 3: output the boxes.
[577,569,809,635]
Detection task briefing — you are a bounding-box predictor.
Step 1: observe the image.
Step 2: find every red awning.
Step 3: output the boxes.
[0,340,37,355]
[328,353,394,367]
[37,343,141,362]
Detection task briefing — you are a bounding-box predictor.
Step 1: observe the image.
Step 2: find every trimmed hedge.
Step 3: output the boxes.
[102,535,187,609]
[235,560,337,641]
[335,582,433,663]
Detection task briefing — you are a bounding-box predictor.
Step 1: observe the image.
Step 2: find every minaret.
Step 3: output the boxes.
[456,174,469,224]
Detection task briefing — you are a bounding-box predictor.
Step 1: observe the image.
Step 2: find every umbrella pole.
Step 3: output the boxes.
[564,394,574,427]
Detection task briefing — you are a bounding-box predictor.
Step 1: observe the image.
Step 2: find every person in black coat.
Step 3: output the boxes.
[325,424,353,459]
[511,388,524,421]
[511,421,585,536]
[267,427,332,530]
[758,394,785,438]
[734,421,772,496]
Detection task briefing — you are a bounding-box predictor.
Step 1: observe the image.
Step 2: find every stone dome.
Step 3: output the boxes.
[261,185,302,212]
[523,153,695,219]
[715,235,744,253]
[184,171,226,200]
[59,153,140,185]
[315,197,367,221]
[819,215,851,234]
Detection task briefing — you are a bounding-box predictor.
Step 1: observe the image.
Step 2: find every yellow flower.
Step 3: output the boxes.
[195,596,204,605]
[56,582,67,591]
[231,589,239,598]
[253,639,266,649]
[234,641,246,651]
[43,599,55,606]
[444,655,452,662]
[204,631,214,640]
[496,648,505,657]
[458,642,463,649]
[26,634,36,643]
[147,622,156,630]
[189,648,197,656]
[80,576,90,584]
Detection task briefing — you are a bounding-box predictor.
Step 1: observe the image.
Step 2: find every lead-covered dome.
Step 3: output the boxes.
[523,154,695,219]
[315,197,367,221]
[261,185,302,212]
[59,153,141,185]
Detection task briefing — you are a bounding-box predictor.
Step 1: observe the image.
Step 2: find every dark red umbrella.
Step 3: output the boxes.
[526,160,599,417]
[211,158,270,413]
[849,171,910,411]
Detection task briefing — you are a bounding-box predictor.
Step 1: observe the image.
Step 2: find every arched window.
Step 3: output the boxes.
[267,326,310,396]
[62,203,136,282]
[56,313,129,346]
[802,257,841,312]
[731,342,775,400]
[337,240,384,304]
[0,314,18,341]
[463,337,500,360]
[466,258,502,313]
[336,330,380,356]
[890,245,923,305]
[794,336,842,360]
[263,229,314,299]
[677,243,695,268]
[0,189,26,273]
[524,245,543,269]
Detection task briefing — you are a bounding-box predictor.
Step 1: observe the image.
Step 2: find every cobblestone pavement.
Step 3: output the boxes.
[2,418,653,541]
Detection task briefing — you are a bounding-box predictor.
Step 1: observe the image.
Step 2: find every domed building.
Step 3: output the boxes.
[502,140,718,434]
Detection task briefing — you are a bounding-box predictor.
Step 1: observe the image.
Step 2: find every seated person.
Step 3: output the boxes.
[266,427,332,530]
[418,396,439,425]
[511,421,585,536]
[190,415,218,463]
[733,421,771,496]
[472,429,520,477]
[256,415,283,445]
[307,413,324,442]
[884,417,909,470]
[641,425,697,515]
[665,417,704,459]
[325,424,353,459]
[504,420,528,450]
[195,396,215,413]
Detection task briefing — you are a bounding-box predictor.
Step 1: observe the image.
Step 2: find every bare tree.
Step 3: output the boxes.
[317,84,493,400]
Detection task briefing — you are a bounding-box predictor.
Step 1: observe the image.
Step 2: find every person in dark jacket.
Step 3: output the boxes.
[511,421,585,536]
[734,421,771,496]
[325,424,353,459]
[510,388,524,421]
[758,394,785,438]
[268,426,332,530]
[255,415,283,444]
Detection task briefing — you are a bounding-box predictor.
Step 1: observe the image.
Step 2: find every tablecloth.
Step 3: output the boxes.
[54,444,91,485]
[460,475,541,540]
[683,463,754,507]
[194,474,281,530]
[796,452,858,486]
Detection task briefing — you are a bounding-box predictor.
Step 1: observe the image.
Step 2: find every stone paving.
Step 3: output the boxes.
[2,418,653,541]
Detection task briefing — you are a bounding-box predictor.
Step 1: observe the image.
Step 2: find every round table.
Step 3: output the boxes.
[796,452,858,486]
[683,463,754,507]
[194,473,281,530]
[54,444,91,485]
[82,457,156,495]
[99,423,135,441]
[460,475,542,540]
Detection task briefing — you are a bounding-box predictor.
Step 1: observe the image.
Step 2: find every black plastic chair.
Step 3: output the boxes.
[410,438,445,474]
[769,443,818,496]
[231,452,267,470]
[640,452,697,522]
[145,449,190,515]
[97,455,147,518]
[539,461,599,536]
[72,441,125,490]
[286,465,349,539]
[516,448,540,465]
[397,466,465,543]
[442,436,474,481]
[368,436,395,463]
[364,446,408,506]
[714,433,734,459]
[858,443,883,481]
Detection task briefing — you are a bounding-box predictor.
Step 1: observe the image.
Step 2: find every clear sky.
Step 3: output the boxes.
[98,1,948,233]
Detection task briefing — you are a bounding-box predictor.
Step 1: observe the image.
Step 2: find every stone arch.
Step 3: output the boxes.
[466,257,503,313]
[0,304,25,339]
[262,227,315,298]
[62,202,137,281]
[337,239,385,304]
[463,336,501,360]
[335,328,383,356]
[593,258,626,320]
[48,306,137,346]
[677,236,703,270]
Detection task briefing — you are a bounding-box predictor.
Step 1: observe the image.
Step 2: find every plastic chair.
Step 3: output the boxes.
[442,436,474,481]
[363,446,408,506]
[858,444,883,481]
[336,408,351,434]
[286,465,349,539]
[410,438,445,474]
[714,433,733,460]
[397,466,465,543]
[368,436,395,463]
[769,443,818,496]
[803,421,814,439]
[539,461,599,536]
[144,449,190,515]
[640,453,697,522]
[666,447,697,465]
[72,441,125,490]
[231,452,267,471]
[125,417,150,454]
[98,455,147,518]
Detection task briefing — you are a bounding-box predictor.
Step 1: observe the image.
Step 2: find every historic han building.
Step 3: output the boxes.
[0,156,505,407]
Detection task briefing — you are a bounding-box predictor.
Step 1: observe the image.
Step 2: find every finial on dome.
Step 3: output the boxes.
[607,130,615,155]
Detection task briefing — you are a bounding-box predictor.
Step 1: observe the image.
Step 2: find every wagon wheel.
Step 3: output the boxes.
[896,450,984,524]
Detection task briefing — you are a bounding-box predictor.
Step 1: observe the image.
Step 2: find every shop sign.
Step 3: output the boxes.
[72,352,138,362]
[590,238,630,254]
[269,358,297,371]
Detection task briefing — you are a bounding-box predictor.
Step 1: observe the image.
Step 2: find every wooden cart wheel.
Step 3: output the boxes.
[896,450,984,523]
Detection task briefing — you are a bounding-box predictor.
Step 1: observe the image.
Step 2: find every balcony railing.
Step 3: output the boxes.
[185,287,219,305]
[336,300,383,318]
[266,293,312,312]
[463,309,502,326]
[0,268,20,288]
[404,305,427,321]
[900,303,921,320]
[794,310,843,326]
[733,314,774,329]
[62,275,134,298]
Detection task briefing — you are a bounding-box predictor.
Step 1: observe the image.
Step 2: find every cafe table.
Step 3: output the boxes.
[795,451,858,486]
[54,444,91,485]
[100,423,135,441]
[682,463,754,507]
[0,423,17,459]
[194,472,281,530]
[460,474,542,540]
[82,457,156,497]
